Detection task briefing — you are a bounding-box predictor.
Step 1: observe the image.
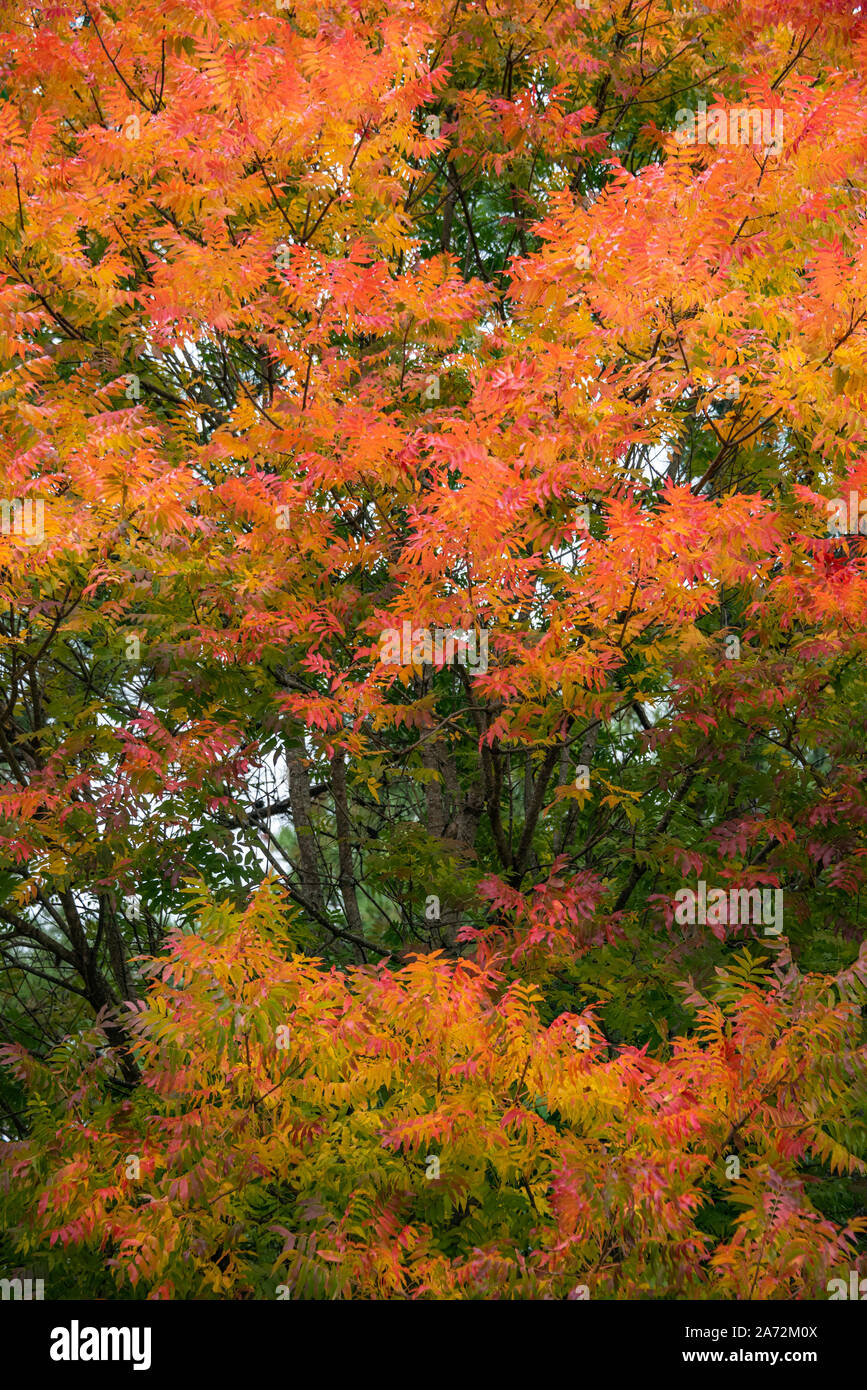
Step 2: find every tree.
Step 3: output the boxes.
[0,0,865,1298]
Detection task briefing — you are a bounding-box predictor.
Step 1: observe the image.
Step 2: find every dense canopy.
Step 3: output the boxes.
[0,0,865,1300]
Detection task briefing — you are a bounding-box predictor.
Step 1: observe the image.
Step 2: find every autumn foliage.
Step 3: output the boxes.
[0,0,866,1299]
